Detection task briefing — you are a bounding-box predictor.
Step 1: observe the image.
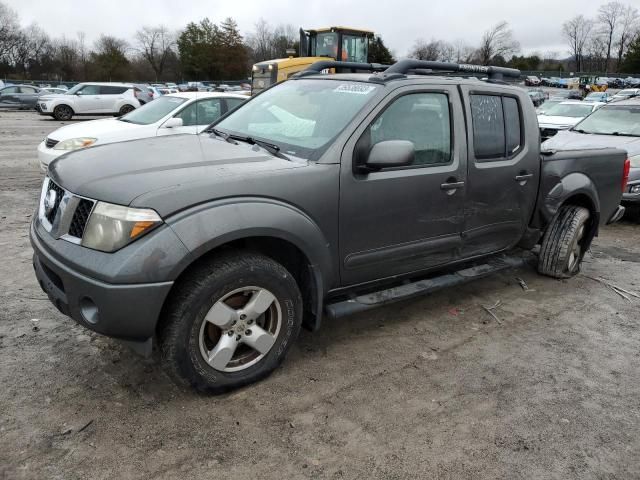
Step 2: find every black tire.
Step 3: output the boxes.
[119,104,135,116]
[53,104,73,121]
[158,251,303,393]
[538,205,591,279]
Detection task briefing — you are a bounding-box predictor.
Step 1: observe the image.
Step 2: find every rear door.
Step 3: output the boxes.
[458,86,540,257]
[17,86,40,107]
[339,85,467,286]
[99,85,128,112]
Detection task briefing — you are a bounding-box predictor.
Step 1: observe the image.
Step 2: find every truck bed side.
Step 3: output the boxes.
[530,148,627,234]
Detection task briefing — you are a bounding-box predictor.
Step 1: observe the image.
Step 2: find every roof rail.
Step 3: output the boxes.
[294,61,390,78]
[384,60,521,81]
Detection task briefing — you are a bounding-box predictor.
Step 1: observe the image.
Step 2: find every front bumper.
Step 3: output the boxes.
[37,141,62,172]
[30,221,174,341]
[622,181,640,205]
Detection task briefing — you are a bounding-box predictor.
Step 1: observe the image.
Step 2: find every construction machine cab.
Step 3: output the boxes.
[251,27,374,95]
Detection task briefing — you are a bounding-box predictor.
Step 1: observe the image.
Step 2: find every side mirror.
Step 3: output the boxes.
[363,140,415,171]
[162,117,183,129]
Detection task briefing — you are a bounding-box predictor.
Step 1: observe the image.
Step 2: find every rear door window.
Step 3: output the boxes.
[100,86,127,95]
[470,94,522,160]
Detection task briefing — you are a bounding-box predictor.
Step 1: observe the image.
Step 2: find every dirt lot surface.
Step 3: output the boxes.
[1,109,639,480]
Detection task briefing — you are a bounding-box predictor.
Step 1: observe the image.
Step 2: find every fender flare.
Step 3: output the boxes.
[166,198,335,329]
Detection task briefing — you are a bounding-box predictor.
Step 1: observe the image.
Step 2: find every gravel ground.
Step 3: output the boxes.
[1,109,639,480]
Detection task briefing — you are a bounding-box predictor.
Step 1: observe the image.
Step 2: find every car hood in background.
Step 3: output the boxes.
[48,134,306,216]
[48,118,148,142]
[542,129,640,157]
[537,115,584,128]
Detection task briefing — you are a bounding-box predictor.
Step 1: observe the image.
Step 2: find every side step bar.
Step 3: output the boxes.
[324,254,528,320]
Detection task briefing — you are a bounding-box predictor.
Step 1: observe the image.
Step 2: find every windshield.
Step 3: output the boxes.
[543,103,594,118]
[215,79,380,160]
[120,96,187,124]
[616,90,637,97]
[314,32,339,58]
[585,93,604,99]
[66,84,84,94]
[573,105,640,136]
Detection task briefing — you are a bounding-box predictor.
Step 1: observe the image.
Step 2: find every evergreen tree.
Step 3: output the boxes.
[368,36,394,64]
[621,35,640,73]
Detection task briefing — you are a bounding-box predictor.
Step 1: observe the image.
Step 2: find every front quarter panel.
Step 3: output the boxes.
[166,198,335,288]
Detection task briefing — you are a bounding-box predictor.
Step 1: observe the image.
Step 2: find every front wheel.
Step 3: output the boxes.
[158,251,303,393]
[538,205,591,279]
[53,105,73,121]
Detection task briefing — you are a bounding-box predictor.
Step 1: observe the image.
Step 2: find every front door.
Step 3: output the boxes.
[74,84,103,113]
[339,86,467,286]
[459,87,540,257]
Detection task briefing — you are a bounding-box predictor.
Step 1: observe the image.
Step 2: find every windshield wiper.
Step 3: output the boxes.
[572,128,591,134]
[230,135,290,161]
[210,127,238,144]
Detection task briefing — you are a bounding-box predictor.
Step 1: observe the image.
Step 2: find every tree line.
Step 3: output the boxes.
[1,0,639,83]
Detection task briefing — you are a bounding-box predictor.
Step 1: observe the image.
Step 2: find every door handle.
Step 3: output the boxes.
[440,181,465,190]
[515,173,534,184]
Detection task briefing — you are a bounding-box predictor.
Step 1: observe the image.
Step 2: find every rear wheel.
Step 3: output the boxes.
[119,104,135,116]
[53,105,73,121]
[158,251,303,393]
[538,205,591,279]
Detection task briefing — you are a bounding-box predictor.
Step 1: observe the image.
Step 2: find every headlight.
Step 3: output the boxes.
[81,202,162,252]
[630,155,640,168]
[53,137,97,151]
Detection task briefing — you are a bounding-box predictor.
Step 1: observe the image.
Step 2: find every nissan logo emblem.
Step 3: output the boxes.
[44,189,57,216]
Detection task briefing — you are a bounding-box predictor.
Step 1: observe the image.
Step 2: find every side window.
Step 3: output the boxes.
[194,98,222,124]
[226,98,245,112]
[1,87,19,94]
[470,94,522,161]
[174,102,198,126]
[20,86,37,94]
[364,92,451,167]
[100,86,127,95]
[77,85,101,95]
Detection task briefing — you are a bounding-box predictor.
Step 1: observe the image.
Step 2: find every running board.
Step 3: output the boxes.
[325,254,528,320]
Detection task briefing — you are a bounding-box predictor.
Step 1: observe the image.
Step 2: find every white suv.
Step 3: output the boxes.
[37,82,141,120]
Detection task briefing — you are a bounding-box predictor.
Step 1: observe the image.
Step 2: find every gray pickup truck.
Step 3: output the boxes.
[31,60,629,393]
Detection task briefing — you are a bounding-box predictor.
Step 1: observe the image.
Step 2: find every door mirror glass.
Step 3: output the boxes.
[162,117,184,129]
[365,140,415,170]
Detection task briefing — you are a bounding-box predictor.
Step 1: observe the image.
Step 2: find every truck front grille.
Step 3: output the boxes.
[68,199,94,239]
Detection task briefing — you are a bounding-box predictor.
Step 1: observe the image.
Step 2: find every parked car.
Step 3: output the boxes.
[536,99,564,115]
[525,75,541,86]
[607,78,626,89]
[584,91,613,103]
[567,89,583,100]
[537,100,603,140]
[0,85,43,109]
[37,83,141,120]
[623,77,640,88]
[30,59,627,392]
[40,87,68,95]
[543,98,640,209]
[38,92,247,171]
[611,88,640,101]
[527,89,546,107]
[133,84,155,104]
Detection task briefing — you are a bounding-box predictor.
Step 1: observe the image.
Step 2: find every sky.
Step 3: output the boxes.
[6,0,613,58]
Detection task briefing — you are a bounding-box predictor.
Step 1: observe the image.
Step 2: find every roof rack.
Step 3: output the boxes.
[293,61,390,78]
[384,59,521,81]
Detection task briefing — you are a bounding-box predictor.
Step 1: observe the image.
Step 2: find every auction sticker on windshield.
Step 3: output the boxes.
[334,84,377,95]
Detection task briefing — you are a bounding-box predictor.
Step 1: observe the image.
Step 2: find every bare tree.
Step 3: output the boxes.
[135,25,176,81]
[8,23,49,78]
[585,34,608,71]
[0,1,21,60]
[476,21,520,65]
[453,39,475,63]
[562,15,593,71]
[615,5,639,71]
[410,39,443,61]
[598,1,624,71]
[246,18,273,62]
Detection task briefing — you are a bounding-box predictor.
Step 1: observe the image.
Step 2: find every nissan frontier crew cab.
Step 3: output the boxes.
[31,60,629,393]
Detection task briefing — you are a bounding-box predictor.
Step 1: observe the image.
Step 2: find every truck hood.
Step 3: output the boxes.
[48,117,148,142]
[49,134,305,216]
[542,129,640,157]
